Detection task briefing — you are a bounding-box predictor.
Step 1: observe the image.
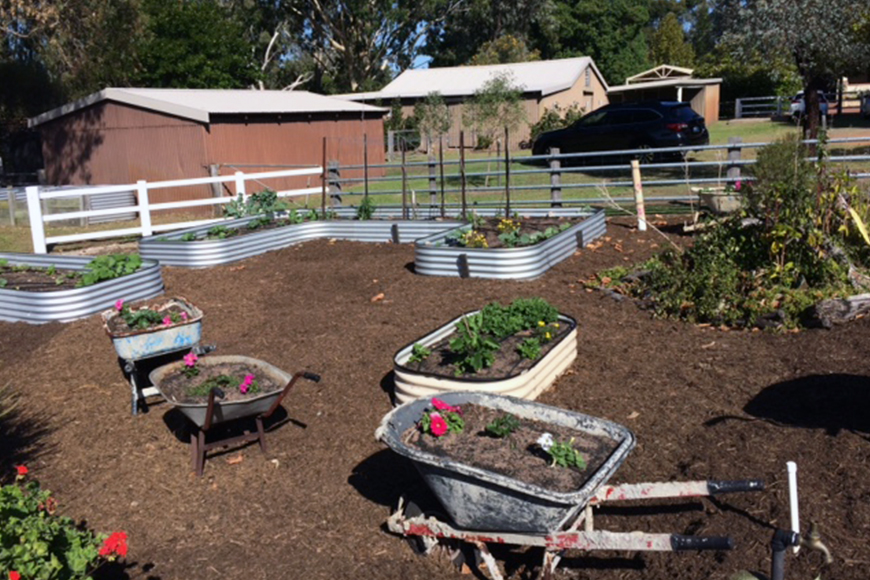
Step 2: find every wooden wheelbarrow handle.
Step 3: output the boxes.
[263,371,321,420]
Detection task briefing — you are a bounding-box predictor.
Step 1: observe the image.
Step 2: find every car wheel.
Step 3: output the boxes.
[633,143,655,164]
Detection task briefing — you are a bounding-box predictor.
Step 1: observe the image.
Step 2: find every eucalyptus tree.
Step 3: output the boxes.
[726,0,870,137]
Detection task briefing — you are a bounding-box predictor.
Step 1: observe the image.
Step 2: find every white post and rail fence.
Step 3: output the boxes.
[25,166,324,254]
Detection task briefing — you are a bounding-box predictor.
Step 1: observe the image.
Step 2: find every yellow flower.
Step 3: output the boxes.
[545,332,552,340]
[538,320,545,327]
[554,323,560,328]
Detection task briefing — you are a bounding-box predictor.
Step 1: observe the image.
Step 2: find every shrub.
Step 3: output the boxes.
[599,135,870,328]
[0,467,127,579]
[529,103,585,142]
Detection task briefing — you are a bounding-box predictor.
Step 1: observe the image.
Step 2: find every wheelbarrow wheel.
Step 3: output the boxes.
[402,500,439,557]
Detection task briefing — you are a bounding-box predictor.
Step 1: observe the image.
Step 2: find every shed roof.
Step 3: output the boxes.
[334,57,608,102]
[626,65,694,84]
[29,88,387,127]
[608,77,722,94]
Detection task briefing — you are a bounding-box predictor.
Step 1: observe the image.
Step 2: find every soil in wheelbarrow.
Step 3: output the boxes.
[406,319,573,379]
[404,404,621,494]
[455,216,579,249]
[157,362,282,404]
[0,263,80,291]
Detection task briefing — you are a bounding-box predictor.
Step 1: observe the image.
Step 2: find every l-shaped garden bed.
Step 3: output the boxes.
[413,208,606,279]
[0,252,164,324]
[140,215,464,268]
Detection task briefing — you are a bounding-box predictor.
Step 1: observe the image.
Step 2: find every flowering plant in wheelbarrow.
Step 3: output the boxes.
[101,297,203,361]
[408,397,606,495]
[1,466,128,580]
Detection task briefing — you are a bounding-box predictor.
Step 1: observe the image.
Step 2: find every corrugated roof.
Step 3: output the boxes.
[334,57,607,101]
[608,77,722,93]
[29,88,387,127]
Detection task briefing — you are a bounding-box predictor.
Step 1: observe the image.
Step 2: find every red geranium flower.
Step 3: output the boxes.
[99,531,128,558]
[10,571,21,580]
[15,465,27,477]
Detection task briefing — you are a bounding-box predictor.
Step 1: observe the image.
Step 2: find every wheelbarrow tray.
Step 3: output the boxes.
[102,297,203,361]
[149,355,292,428]
[376,391,636,533]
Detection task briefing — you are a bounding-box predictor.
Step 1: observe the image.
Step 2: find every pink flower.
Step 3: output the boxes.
[240,384,249,394]
[239,374,255,394]
[735,179,742,191]
[430,413,448,437]
[431,398,461,414]
[180,311,189,321]
[242,374,255,385]
[183,352,198,367]
[115,299,124,312]
[162,315,172,326]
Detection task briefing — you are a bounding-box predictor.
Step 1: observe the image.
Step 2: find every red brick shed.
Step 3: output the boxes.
[28,88,387,206]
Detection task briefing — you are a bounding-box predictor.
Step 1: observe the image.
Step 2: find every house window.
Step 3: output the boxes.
[585,68,591,87]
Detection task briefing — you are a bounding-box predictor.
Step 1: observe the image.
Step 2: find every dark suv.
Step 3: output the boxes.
[531,101,709,162]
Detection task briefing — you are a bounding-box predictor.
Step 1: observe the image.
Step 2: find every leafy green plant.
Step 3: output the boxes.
[408,343,431,364]
[449,313,500,375]
[485,413,521,438]
[206,225,235,239]
[0,467,127,580]
[76,254,142,287]
[529,103,585,142]
[186,373,260,398]
[180,232,197,242]
[45,265,56,276]
[537,433,586,469]
[356,195,376,220]
[0,279,6,288]
[517,337,542,360]
[224,189,287,221]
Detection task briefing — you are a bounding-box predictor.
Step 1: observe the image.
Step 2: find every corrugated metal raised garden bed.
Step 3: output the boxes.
[0,253,164,324]
[414,208,606,279]
[139,215,463,268]
[393,298,577,405]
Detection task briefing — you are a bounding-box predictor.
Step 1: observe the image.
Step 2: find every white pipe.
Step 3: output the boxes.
[787,461,800,553]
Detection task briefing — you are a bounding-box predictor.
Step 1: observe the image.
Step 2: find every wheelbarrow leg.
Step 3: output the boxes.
[471,541,504,580]
[191,429,206,477]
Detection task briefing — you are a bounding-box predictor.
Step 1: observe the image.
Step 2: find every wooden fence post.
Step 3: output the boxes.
[631,160,647,232]
[504,126,511,216]
[321,137,327,218]
[727,137,742,183]
[549,147,562,207]
[363,133,369,205]
[428,154,437,210]
[208,164,224,218]
[460,131,467,220]
[6,188,16,226]
[439,136,446,219]
[401,147,408,220]
[26,186,47,254]
[137,180,153,237]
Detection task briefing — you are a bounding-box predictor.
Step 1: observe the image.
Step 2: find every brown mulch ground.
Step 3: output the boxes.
[1,217,869,580]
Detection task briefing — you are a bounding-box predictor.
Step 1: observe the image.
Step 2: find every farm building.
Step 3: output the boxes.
[28,88,387,207]
[607,65,722,124]
[334,57,610,149]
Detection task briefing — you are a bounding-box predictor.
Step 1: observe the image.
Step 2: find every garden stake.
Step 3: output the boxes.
[504,126,511,216]
[321,136,327,219]
[460,131,467,220]
[631,159,647,231]
[439,136,446,218]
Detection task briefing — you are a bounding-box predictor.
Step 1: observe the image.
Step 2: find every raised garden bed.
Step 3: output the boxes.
[376,391,635,532]
[0,252,163,324]
[393,298,578,404]
[413,208,606,279]
[140,215,463,268]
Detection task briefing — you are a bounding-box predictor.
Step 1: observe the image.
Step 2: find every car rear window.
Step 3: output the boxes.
[668,105,699,121]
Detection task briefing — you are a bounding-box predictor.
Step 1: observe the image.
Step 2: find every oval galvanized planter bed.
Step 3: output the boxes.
[0,253,164,324]
[393,311,578,405]
[376,391,636,532]
[413,208,606,280]
[139,216,464,268]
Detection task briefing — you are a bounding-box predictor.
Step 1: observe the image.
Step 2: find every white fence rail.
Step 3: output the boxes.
[26,166,323,253]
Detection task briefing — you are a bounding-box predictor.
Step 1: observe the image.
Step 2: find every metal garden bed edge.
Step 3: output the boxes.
[0,253,164,324]
[413,208,606,279]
